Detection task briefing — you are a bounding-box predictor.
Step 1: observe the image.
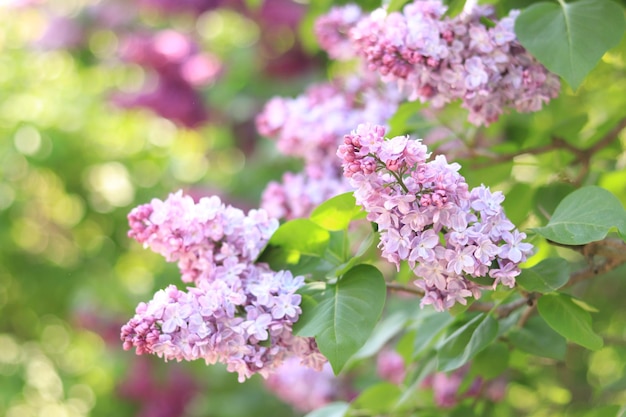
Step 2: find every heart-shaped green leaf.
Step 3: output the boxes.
[295,264,387,374]
[515,0,625,89]
[532,186,626,245]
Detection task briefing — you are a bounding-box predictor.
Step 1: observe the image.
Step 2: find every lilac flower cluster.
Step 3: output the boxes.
[320,1,560,125]
[338,124,533,310]
[257,74,401,219]
[264,357,339,413]
[121,191,325,381]
[112,30,221,128]
[314,4,363,61]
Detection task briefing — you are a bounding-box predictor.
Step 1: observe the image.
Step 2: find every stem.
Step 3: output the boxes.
[386,281,425,296]
[565,238,626,288]
[369,152,410,193]
[470,117,626,177]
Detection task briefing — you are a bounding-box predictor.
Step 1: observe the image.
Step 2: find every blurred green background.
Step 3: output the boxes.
[0,1,318,416]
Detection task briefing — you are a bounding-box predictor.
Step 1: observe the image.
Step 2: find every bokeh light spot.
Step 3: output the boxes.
[85,162,134,210]
[0,183,16,210]
[0,334,21,364]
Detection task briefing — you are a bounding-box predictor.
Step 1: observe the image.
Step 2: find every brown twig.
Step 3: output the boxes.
[517,304,536,328]
[386,282,425,296]
[565,238,626,287]
[470,117,626,175]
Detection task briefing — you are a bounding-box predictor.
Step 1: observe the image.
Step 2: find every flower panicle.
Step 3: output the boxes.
[338,124,533,311]
[122,191,325,381]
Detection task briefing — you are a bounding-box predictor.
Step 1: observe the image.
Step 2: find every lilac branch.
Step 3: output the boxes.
[470,117,626,178]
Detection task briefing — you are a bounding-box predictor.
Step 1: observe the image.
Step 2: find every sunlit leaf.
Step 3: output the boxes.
[517,258,571,293]
[310,192,365,231]
[515,0,625,89]
[268,219,330,255]
[387,0,411,13]
[532,186,626,245]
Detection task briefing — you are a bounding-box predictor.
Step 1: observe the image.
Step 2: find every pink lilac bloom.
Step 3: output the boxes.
[348,0,560,125]
[253,0,320,78]
[113,30,221,127]
[261,171,351,220]
[422,365,508,408]
[257,72,401,219]
[314,4,364,61]
[264,357,339,413]
[376,349,406,385]
[338,124,533,311]
[122,192,325,381]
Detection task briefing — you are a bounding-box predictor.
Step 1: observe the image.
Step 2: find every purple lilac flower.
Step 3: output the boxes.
[113,30,221,128]
[122,192,324,381]
[338,124,533,310]
[264,357,339,412]
[346,0,560,125]
[257,72,401,219]
[314,4,364,61]
[261,170,352,220]
[376,349,406,385]
[421,365,508,408]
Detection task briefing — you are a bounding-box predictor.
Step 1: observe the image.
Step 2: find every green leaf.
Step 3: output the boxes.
[413,310,456,359]
[472,342,510,379]
[310,192,364,232]
[295,264,387,373]
[268,219,330,256]
[349,309,413,363]
[259,219,330,272]
[292,293,321,335]
[243,0,263,9]
[537,293,603,351]
[507,315,567,360]
[515,0,625,89]
[437,313,499,372]
[532,186,626,245]
[443,0,466,17]
[502,183,534,226]
[350,383,402,414]
[532,182,576,222]
[517,258,571,293]
[387,0,411,13]
[396,351,437,407]
[387,101,428,137]
[583,405,623,417]
[304,402,349,417]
